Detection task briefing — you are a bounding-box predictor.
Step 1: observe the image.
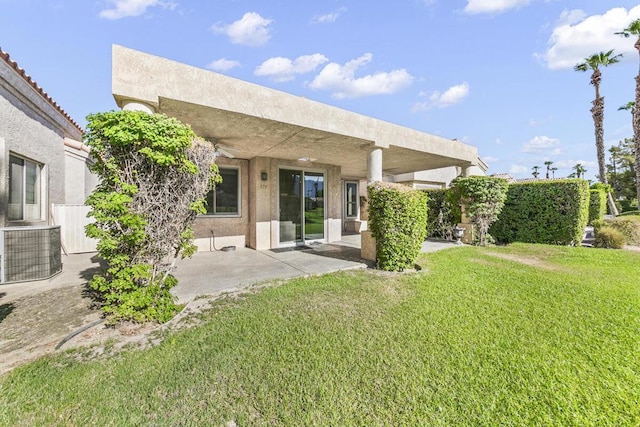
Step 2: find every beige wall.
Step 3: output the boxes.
[193,158,250,248]
[242,157,342,249]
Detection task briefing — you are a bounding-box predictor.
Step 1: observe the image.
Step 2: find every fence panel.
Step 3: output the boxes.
[52,204,97,254]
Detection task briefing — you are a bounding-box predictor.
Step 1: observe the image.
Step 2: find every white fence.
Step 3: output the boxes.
[51,204,98,254]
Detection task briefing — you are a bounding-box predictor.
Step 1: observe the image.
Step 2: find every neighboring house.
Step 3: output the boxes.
[392,160,488,190]
[0,48,97,282]
[112,45,485,251]
[489,173,516,183]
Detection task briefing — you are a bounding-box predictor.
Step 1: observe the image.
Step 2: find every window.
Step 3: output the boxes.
[205,167,240,216]
[8,155,43,221]
[345,181,358,218]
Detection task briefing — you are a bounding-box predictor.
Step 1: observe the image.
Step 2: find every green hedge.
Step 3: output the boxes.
[368,182,428,271]
[589,188,606,225]
[491,179,589,245]
[425,189,455,240]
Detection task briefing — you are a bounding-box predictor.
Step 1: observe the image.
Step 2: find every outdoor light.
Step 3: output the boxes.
[261,172,268,181]
[454,226,465,245]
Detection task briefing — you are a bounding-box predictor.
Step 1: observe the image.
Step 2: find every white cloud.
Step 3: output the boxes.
[412,82,470,111]
[521,135,560,153]
[212,12,273,47]
[463,0,531,15]
[308,53,414,99]
[311,8,346,24]
[483,156,499,163]
[99,0,176,19]
[509,164,529,174]
[554,159,596,169]
[539,6,640,70]
[255,54,328,82]
[206,58,241,72]
[495,138,503,145]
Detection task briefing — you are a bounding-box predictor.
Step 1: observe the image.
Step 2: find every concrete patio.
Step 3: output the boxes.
[0,235,459,304]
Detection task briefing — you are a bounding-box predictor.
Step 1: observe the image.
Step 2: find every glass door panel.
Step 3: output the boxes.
[279,169,302,243]
[304,172,324,241]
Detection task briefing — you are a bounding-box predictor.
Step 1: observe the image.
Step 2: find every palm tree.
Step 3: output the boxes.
[544,160,553,179]
[575,50,622,215]
[550,167,558,179]
[572,163,587,179]
[532,165,540,179]
[616,19,640,205]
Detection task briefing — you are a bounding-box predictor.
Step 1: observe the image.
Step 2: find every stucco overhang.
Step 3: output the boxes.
[112,45,479,178]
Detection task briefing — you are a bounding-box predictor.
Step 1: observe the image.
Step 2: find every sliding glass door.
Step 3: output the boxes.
[279,169,325,244]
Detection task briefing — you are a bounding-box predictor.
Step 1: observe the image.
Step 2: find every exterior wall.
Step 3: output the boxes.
[0,56,84,228]
[63,146,98,205]
[194,156,342,251]
[192,157,250,250]
[249,157,272,250]
[243,157,342,250]
[0,90,65,227]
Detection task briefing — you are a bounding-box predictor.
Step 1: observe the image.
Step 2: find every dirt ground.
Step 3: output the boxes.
[0,281,236,375]
[0,283,177,375]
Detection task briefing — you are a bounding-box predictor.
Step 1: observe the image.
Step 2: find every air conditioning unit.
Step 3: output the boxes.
[0,226,62,283]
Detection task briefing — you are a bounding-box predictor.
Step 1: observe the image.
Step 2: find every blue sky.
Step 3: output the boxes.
[1,1,639,180]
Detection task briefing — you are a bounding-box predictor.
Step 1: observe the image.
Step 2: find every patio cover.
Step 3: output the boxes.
[112,45,480,178]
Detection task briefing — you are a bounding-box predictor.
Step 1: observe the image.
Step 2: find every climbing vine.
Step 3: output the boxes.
[84,110,219,323]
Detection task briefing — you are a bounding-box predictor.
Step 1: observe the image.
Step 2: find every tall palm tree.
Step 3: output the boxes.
[550,167,558,179]
[544,160,553,179]
[575,50,622,215]
[616,19,640,205]
[572,163,586,179]
[532,165,540,179]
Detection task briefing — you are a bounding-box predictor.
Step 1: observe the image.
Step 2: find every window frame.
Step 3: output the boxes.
[8,154,45,222]
[344,181,359,219]
[203,166,241,217]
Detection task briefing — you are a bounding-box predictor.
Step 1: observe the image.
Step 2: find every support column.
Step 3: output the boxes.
[121,101,156,114]
[367,148,383,183]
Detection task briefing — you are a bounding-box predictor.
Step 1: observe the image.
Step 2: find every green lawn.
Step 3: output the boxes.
[1,244,639,426]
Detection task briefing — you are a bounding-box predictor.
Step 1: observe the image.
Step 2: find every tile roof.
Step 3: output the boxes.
[0,47,83,133]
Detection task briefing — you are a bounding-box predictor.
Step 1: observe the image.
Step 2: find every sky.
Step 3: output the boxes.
[1,0,640,180]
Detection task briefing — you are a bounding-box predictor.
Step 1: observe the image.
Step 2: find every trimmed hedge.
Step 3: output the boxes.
[491,179,589,245]
[368,182,428,271]
[589,188,606,225]
[425,189,455,240]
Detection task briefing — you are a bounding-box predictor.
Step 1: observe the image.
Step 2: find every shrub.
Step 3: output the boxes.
[491,179,589,245]
[619,210,640,217]
[588,188,606,224]
[603,216,640,246]
[449,176,508,246]
[85,110,219,323]
[368,182,428,271]
[594,226,626,249]
[425,189,455,240]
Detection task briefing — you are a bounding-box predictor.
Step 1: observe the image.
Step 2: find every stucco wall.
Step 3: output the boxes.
[1,57,85,227]
[0,92,65,226]
[193,158,250,247]
[64,148,98,205]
